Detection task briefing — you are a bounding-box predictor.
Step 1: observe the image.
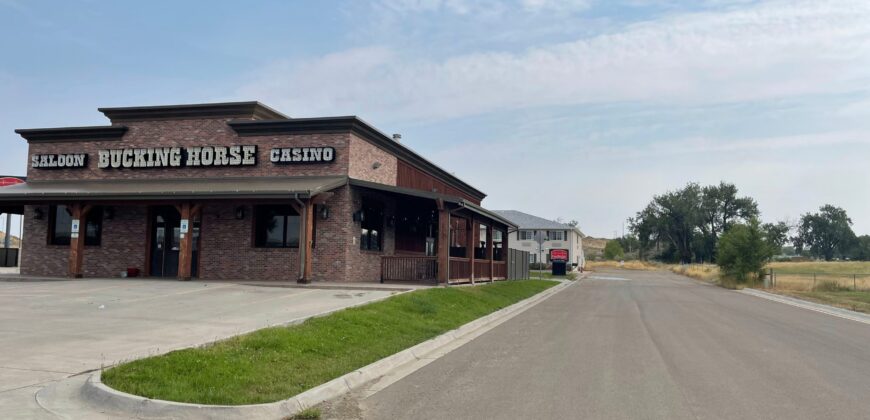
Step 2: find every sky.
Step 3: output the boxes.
[1,0,869,238]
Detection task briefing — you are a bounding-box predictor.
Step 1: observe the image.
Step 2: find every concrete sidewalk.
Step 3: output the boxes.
[0,279,399,419]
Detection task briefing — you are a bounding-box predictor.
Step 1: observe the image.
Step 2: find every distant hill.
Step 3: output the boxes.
[582,236,608,260]
[0,232,21,248]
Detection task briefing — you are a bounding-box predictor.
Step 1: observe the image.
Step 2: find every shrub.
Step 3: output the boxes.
[529,262,547,270]
[603,240,625,260]
[717,219,773,283]
[814,280,850,292]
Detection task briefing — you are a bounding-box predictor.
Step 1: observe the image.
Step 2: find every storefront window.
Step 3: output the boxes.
[49,205,102,246]
[360,200,383,251]
[493,230,504,261]
[475,224,488,259]
[254,205,299,248]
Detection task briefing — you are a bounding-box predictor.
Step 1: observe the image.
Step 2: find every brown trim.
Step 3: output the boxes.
[144,206,154,277]
[98,101,288,122]
[15,126,128,143]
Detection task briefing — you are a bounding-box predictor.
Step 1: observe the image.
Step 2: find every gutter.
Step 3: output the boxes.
[294,193,307,283]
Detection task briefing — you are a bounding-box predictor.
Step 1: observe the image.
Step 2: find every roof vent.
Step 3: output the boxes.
[392,133,402,141]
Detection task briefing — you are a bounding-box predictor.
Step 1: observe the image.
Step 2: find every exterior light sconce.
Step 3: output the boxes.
[104,207,115,220]
[387,215,396,228]
[372,161,382,170]
[319,204,329,220]
[235,206,246,220]
[33,208,44,220]
[352,210,365,223]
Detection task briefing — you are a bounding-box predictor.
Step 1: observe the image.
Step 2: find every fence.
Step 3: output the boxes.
[507,248,530,280]
[381,256,438,284]
[767,269,870,292]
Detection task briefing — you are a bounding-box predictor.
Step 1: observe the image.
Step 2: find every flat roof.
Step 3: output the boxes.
[0,176,347,202]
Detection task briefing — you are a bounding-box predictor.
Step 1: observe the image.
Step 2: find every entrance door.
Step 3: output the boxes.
[150,206,181,277]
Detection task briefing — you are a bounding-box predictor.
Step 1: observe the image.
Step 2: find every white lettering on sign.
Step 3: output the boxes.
[97,146,257,169]
[31,154,87,169]
[270,147,335,164]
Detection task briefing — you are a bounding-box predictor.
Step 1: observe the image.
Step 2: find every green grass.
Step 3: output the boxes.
[101,280,557,405]
[530,270,576,280]
[776,290,870,313]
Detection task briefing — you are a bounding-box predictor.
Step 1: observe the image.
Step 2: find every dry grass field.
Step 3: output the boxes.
[586,260,659,271]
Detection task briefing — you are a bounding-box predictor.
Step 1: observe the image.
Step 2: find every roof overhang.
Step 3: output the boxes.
[349,178,515,228]
[0,176,347,203]
[99,101,289,122]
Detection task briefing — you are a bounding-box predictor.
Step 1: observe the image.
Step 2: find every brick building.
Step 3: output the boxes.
[0,102,514,283]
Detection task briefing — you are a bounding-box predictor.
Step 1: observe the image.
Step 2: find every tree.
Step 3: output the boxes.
[698,182,759,263]
[761,221,790,256]
[717,219,773,282]
[794,205,855,261]
[604,240,625,260]
[850,235,870,261]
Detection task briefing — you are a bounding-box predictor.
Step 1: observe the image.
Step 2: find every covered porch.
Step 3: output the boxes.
[350,180,514,285]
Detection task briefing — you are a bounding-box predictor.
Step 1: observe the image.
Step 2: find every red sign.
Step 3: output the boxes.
[549,249,569,261]
[0,177,24,187]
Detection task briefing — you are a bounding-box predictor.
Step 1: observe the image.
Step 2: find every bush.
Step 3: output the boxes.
[814,280,850,292]
[529,262,547,270]
[717,219,773,283]
[603,240,625,260]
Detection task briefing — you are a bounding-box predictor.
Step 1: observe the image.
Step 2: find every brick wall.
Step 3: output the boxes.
[21,205,67,277]
[198,203,299,281]
[348,133,397,185]
[26,118,351,182]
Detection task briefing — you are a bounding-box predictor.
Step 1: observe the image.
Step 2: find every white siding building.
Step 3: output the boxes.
[492,210,585,270]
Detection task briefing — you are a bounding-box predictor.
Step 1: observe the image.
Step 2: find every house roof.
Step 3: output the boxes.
[491,210,582,234]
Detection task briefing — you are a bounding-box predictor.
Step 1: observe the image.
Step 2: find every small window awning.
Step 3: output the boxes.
[0,176,348,202]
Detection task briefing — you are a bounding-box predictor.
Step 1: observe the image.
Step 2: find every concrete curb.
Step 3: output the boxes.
[82,279,575,419]
[740,288,870,325]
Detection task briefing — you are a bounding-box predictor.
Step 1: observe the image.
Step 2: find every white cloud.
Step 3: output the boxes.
[238,0,870,123]
[520,0,592,13]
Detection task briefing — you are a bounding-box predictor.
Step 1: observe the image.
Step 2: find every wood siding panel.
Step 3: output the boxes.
[396,159,481,205]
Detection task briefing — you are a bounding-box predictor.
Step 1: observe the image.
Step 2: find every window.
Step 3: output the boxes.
[550,230,565,241]
[493,230,504,261]
[475,225,488,259]
[360,200,384,251]
[254,205,299,248]
[529,253,537,263]
[49,205,102,246]
[519,230,534,241]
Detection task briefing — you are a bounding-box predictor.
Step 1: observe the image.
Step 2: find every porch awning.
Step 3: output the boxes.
[0,176,348,202]
[348,178,517,229]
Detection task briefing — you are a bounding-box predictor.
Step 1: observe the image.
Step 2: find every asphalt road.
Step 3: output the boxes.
[358,269,870,420]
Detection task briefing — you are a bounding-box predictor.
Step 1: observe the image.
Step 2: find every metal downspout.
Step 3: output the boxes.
[294,193,307,282]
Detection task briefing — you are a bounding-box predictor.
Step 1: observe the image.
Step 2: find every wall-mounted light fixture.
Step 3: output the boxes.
[235,206,246,220]
[371,161,382,170]
[319,204,330,220]
[104,207,115,220]
[33,208,44,220]
[352,209,365,223]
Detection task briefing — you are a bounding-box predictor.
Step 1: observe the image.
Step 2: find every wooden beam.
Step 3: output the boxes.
[436,203,449,284]
[177,202,194,280]
[300,199,315,283]
[487,224,494,281]
[467,216,475,285]
[67,203,89,278]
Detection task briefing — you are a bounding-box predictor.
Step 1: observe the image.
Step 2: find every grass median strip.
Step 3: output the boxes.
[101,280,557,405]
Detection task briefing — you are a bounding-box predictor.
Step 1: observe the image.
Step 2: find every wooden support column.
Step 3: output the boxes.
[299,199,315,283]
[67,203,92,278]
[436,199,449,284]
[467,216,475,284]
[177,202,195,280]
[487,224,494,281]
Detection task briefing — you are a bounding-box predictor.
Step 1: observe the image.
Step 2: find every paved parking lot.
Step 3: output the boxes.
[0,279,396,418]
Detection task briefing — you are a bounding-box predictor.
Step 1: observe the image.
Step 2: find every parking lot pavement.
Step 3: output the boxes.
[0,279,396,419]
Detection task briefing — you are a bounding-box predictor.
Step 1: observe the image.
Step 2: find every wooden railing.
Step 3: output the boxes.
[381,256,437,283]
[493,261,507,279]
[474,260,491,279]
[449,257,472,281]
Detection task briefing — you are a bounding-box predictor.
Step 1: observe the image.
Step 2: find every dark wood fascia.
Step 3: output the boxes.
[98,101,289,122]
[229,117,488,202]
[14,126,128,143]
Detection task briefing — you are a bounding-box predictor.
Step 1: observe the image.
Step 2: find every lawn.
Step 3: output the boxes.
[101,280,557,405]
[775,290,870,314]
[529,270,578,280]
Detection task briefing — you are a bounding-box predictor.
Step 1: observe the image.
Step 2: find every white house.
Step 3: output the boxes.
[492,210,585,270]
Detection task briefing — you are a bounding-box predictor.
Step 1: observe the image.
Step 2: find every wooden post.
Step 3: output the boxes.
[67,203,92,278]
[487,224,494,281]
[436,200,449,284]
[177,203,194,280]
[467,216,475,284]
[300,199,315,283]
